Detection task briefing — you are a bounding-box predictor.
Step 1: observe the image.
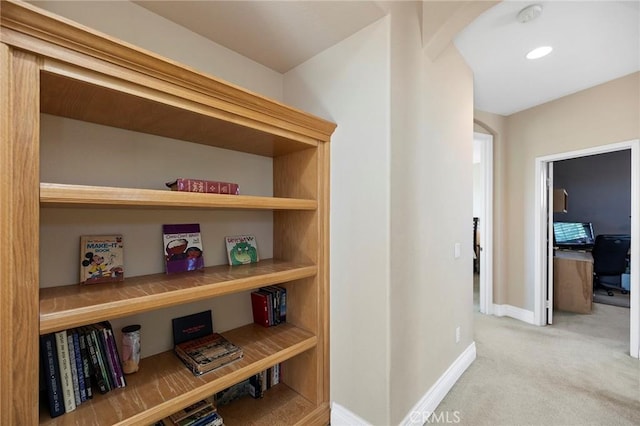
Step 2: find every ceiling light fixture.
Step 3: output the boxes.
[517,4,543,23]
[526,46,553,59]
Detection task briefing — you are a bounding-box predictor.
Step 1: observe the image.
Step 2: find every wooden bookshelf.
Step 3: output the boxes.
[0,1,334,424]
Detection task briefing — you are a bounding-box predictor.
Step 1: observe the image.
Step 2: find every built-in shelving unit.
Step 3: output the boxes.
[0,1,334,424]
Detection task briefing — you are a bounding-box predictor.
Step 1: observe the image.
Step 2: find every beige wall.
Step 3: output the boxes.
[491,72,640,310]
[388,2,474,423]
[287,2,477,423]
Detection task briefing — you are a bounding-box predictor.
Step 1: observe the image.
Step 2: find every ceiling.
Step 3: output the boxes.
[455,1,640,115]
[133,1,386,73]
[135,1,640,117]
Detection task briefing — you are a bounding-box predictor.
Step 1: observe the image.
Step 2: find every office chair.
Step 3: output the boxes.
[592,234,631,296]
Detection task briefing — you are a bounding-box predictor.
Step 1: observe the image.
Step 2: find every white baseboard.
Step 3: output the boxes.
[331,402,372,426]
[331,342,477,426]
[399,341,477,425]
[493,304,535,324]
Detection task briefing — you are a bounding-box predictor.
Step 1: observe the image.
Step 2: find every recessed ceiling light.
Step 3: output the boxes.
[526,46,553,60]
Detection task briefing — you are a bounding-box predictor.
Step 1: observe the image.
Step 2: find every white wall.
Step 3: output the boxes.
[284,17,392,423]
[29,1,283,99]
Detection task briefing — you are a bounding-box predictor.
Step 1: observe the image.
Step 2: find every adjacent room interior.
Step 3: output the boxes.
[551,150,632,345]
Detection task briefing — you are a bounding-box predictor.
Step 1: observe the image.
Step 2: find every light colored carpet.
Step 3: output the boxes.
[436,280,640,426]
[593,289,631,308]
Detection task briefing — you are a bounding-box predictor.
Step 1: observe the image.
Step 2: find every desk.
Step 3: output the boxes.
[554,251,593,314]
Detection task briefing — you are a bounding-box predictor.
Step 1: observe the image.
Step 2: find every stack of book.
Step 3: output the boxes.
[172,310,243,377]
[250,286,287,327]
[165,397,224,426]
[174,333,243,376]
[40,321,126,418]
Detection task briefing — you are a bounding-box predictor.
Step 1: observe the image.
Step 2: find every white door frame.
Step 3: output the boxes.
[546,162,555,324]
[475,132,494,315]
[533,139,640,358]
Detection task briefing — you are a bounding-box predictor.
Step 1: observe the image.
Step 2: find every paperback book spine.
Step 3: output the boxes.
[77,329,93,399]
[66,330,81,406]
[88,326,112,392]
[54,330,76,413]
[71,329,87,402]
[95,324,120,389]
[103,323,126,388]
[82,327,109,394]
[40,333,65,418]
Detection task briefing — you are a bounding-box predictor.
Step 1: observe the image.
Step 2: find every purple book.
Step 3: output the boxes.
[163,224,205,274]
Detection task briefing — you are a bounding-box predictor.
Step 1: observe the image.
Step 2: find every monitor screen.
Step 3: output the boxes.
[553,222,595,248]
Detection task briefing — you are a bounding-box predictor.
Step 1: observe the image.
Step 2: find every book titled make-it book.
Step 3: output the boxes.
[163,224,204,274]
[225,235,259,266]
[80,235,124,285]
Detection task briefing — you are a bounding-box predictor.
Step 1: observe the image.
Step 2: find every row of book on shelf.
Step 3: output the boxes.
[40,322,126,418]
[41,305,289,420]
[80,228,259,285]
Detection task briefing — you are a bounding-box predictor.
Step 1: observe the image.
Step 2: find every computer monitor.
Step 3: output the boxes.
[553,222,595,249]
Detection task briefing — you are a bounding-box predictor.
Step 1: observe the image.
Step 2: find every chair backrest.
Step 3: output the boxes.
[592,234,631,275]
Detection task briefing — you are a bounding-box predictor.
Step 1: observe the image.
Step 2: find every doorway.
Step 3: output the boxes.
[473,132,493,315]
[534,139,640,358]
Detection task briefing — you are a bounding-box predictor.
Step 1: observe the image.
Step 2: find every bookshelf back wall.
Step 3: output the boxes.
[40,113,275,358]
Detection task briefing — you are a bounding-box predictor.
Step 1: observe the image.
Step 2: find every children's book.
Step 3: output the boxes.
[163,224,204,274]
[225,235,259,266]
[80,235,124,284]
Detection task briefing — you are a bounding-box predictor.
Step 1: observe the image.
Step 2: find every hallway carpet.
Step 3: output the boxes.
[435,303,640,425]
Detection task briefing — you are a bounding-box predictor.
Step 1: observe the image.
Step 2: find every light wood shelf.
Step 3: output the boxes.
[40,183,317,210]
[40,259,316,334]
[39,323,317,426]
[217,383,329,426]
